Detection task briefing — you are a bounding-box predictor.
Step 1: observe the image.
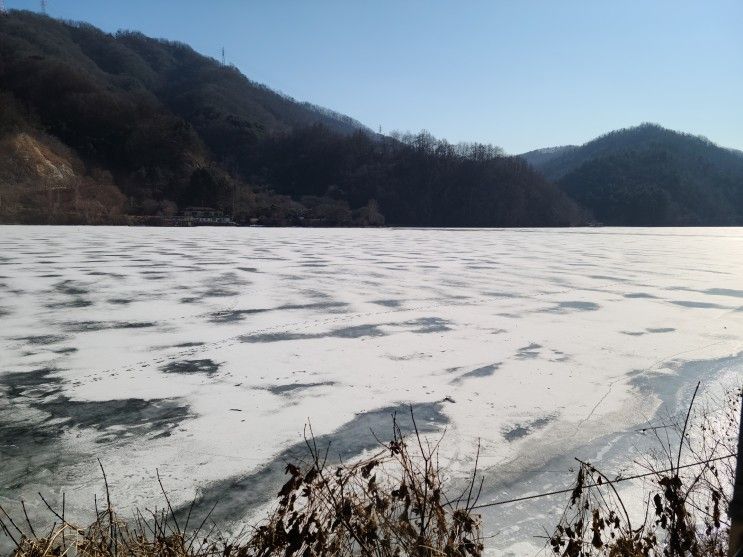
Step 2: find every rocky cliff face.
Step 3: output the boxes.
[0,132,126,224]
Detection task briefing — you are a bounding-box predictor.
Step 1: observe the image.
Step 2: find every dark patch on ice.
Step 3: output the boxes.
[619,327,676,337]
[1,367,64,399]
[331,324,386,338]
[451,363,501,385]
[86,271,124,278]
[241,331,319,343]
[704,288,743,298]
[237,267,259,273]
[300,289,336,300]
[403,317,452,333]
[482,291,520,298]
[201,287,240,298]
[209,308,269,323]
[2,381,192,486]
[669,300,727,309]
[503,416,554,441]
[173,342,205,348]
[241,316,450,343]
[211,302,348,323]
[544,301,600,313]
[13,334,69,345]
[515,343,541,360]
[589,274,625,281]
[65,321,157,332]
[108,298,134,305]
[177,401,448,525]
[46,298,93,309]
[503,425,530,441]
[623,292,658,299]
[29,396,193,442]
[264,381,336,396]
[550,351,571,362]
[241,324,384,343]
[53,347,78,354]
[278,301,348,312]
[54,280,88,296]
[372,299,402,307]
[161,359,220,376]
[195,272,251,299]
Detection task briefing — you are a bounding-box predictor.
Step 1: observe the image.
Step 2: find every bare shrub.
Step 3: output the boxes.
[549,385,741,556]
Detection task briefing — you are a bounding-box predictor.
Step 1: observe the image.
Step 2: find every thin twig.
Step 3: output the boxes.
[677,381,701,472]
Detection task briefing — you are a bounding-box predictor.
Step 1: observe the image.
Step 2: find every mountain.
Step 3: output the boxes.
[524,124,743,225]
[0,11,582,227]
[519,145,577,169]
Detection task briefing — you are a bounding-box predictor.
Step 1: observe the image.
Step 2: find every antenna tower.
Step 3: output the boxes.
[41,0,47,14]
[0,0,6,14]
[221,47,225,66]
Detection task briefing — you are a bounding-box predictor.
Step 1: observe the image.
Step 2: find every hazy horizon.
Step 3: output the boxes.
[5,0,743,153]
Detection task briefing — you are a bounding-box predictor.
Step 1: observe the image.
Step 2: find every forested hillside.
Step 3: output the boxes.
[0,11,582,226]
[524,124,743,225]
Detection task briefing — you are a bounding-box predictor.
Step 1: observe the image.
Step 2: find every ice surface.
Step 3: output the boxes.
[1,226,742,554]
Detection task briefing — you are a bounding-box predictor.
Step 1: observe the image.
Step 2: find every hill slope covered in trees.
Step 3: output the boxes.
[0,11,582,226]
[524,124,743,225]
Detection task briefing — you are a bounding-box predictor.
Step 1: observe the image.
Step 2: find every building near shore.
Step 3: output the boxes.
[179,207,234,226]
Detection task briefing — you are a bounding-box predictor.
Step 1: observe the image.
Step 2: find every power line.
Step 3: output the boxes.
[472,452,737,510]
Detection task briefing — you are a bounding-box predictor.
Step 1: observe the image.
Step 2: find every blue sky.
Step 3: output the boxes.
[7,0,742,153]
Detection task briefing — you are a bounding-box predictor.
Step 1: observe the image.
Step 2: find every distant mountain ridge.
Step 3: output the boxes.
[522,124,743,225]
[525,124,742,181]
[519,145,577,169]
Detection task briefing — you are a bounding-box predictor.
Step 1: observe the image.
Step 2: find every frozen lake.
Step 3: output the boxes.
[1,226,742,554]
